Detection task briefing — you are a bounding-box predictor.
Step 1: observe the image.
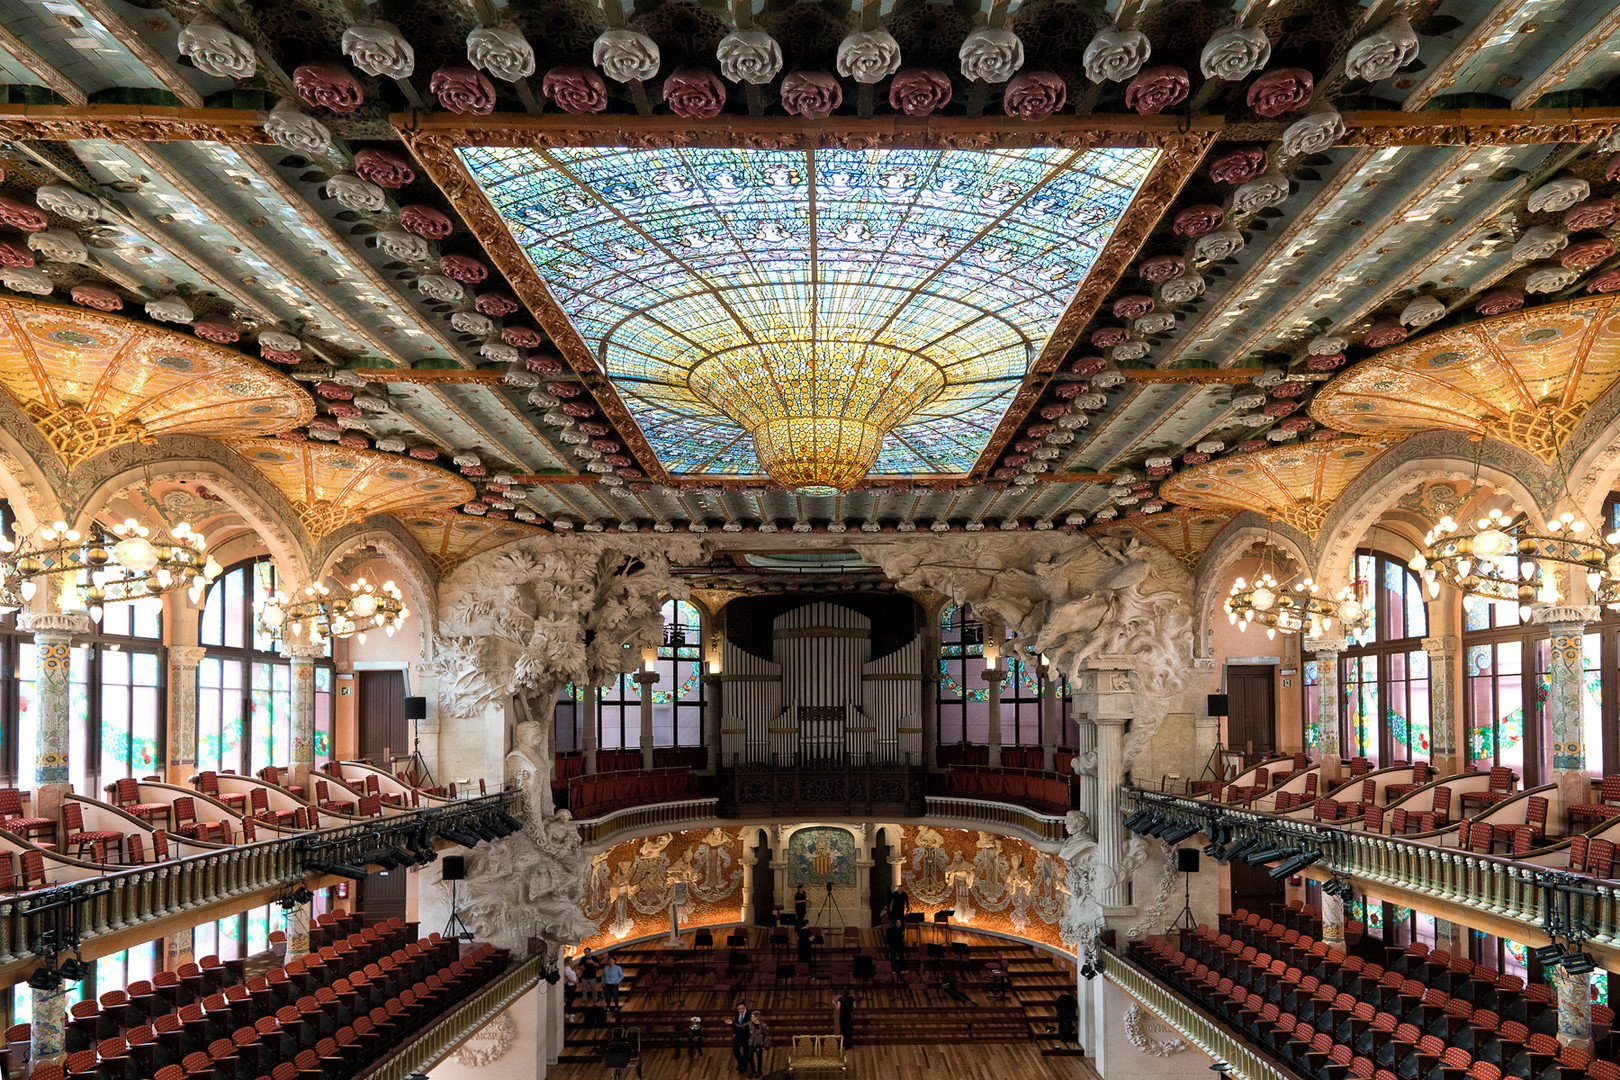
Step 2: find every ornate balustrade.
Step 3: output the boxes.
[924,797,1069,845]
[363,954,548,1080]
[0,791,521,977]
[1104,944,1306,1080]
[574,798,722,846]
[716,764,927,817]
[1124,789,1620,968]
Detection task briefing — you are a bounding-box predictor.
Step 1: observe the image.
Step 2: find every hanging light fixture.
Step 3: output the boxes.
[255,577,408,647]
[1224,536,1370,641]
[0,516,220,622]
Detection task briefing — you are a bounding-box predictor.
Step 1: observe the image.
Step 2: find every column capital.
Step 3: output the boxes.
[1421,634,1459,656]
[281,640,328,661]
[633,671,660,686]
[170,644,209,668]
[1531,605,1600,630]
[1303,635,1348,655]
[19,610,91,636]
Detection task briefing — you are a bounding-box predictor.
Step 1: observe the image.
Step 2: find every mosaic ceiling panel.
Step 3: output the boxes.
[1089,508,1237,571]
[232,438,475,540]
[0,299,311,469]
[461,145,1157,478]
[398,511,545,576]
[1310,296,1620,463]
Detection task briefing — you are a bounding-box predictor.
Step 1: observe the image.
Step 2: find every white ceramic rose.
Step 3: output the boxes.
[592,29,661,83]
[377,230,430,262]
[1281,108,1346,157]
[1231,393,1266,411]
[375,436,407,453]
[468,27,536,82]
[1527,176,1590,214]
[716,30,783,85]
[1253,367,1287,386]
[1199,27,1270,81]
[416,274,466,302]
[1526,266,1580,293]
[265,101,333,155]
[1400,295,1446,328]
[326,173,386,213]
[836,29,901,84]
[481,341,522,364]
[1083,28,1150,83]
[1344,15,1418,83]
[1111,340,1151,361]
[1196,440,1226,454]
[1,268,53,295]
[341,23,415,78]
[1158,272,1205,304]
[1231,171,1290,214]
[260,330,300,351]
[1194,227,1245,261]
[35,185,100,222]
[27,229,88,263]
[450,311,496,336]
[1134,312,1176,335]
[1511,225,1568,262]
[178,15,257,79]
[1307,336,1346,356]
[146,297,193,323]
[959,28,1024,83]
[503,362,541,388]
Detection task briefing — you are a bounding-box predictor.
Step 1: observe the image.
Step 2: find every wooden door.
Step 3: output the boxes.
[1229,858,1286,920]
[358,670,407,765]
[1226,665,1276,757]
[358,866,406,925]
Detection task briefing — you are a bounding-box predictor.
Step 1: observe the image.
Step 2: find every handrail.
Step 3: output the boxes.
[0,790,521,974]
[1104,944,1307,1080]
[361,954,546,1080]
[574,798,720,846]
[1123,788,1620,961]
[924,796,1069,845]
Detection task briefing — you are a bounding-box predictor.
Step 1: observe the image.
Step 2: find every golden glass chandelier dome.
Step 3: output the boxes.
[688,330,946,493]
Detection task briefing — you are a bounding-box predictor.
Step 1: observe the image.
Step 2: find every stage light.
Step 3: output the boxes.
[1562,951,1596,975]
[309,860,370,882]
[1124,810,1154,832]
[291,886,314,905]
[1242,844,1290,865]
[1161,824,1199,846]
[57,957,88,982]
[1080,963,1096,980]
[27,966,60,992]
[1270,850,1322,879]
[1211,822,1232,846]
[1532,943,1565,966]
[1203,841,1227,860]
[441,828,481,848]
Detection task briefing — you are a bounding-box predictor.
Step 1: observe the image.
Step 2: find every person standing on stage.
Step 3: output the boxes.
[731,1000,754,1073]
[794,883,808,926]
[836,991,856,1048]
[747,1012,772,1077]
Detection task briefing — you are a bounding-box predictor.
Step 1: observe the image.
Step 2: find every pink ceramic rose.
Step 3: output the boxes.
[1182,451,1211,465]
[262,348,301,365]
[476,291,519,316]
[1123,65,1189,115]
[1269,380,1306,398]
[354,148,415,188]
[1070,355,1107,375]
[338,432,370,450]
[439,255,488,284]
[408,447,438,460]
[70,283,121,311]
[541,66,608,114]
[563,401,595,418]
[1055,381,1086,398]
[430,65,497,115]
[0,198,47,232]
[399,205,453,239]
[1113,295,1154,319]
[1091,327,1128,348]
[1310,428,1341,441]
[503,326,545,348]
[1475,290,1523,315]
[1562,237,1615,268]
[1026,424,1055,438]
[293,62,365,114]
[663,68,726,119]
[1587,269,1620,294]
[1209,146,1267,184]
[1306,352,1346,371]
[1362,319,1408,347]
[546,381,581,398]
[0,240,33,267]
[1172,204,1224,238]
[277,430,308,442]
[1564,198,1619,231]
[194,321,239,344]
[1280,416,1314,432]
[1003,70,1066,120]
[1246,67,1314,117]
[1040,403,1070,420]
[1262,400,1296,417]
[780,71,842,120]
[526,354,563,374]
[1138,254,1185,282]
[1238,439,1267,453]
[889,67,952,116]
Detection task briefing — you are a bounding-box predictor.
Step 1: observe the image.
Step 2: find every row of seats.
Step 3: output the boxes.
[1132,909,1615,1080]
[940,768,1072,813]
[564,770,699,819]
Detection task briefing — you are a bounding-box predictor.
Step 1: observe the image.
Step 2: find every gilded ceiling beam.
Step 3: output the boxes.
[0,26,86,106]
[73,0,205,108]
[356,369,504,385]
[1509,7,1620,110]
[1122,368,1265,384]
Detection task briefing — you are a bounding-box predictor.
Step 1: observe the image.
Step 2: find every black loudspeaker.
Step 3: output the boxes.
[1207,693,1229,717]
[404,696,427,720]
[441,855,466,881]
[1177,849,1201,874]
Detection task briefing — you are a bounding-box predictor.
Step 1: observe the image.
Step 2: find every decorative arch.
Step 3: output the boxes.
[66,436,312,588]
[1312,432,1550,595]
[1191,512,1313,660]
[1568,378,1620,523]
[315,519,441,656]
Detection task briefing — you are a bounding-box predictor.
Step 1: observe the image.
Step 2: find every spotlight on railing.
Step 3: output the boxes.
[1160,823,1199,846]
[1270,849,1322,879]
[308,860,371,882]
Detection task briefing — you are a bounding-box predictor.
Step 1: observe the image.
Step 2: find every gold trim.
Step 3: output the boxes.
[74,0,204,108]
[0,26,85,106]
[1124,368,1265,384]
[0,104,269,142]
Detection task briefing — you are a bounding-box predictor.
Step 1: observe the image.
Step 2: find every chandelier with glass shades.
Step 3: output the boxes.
[1225,550,1370,641]
[256,577,408,646]
[1410,505,1615,619]
[0,517,221,621]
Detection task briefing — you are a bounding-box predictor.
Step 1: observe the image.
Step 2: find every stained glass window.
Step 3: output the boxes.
[939,602,989,746]
[1339,551,1430,766]
[591,601,705,751]
[314,665,334,760]
[461,145,1157,478]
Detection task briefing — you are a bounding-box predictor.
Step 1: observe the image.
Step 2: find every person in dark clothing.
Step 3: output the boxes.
[1056,992,1079,1043]
[797,926,814,971]
[884,918,905,967]
[836,992,856,1048]
[688,1015,704,1058]
[794,884,808,926]
[888,887,909,922]
[731,1000,753,1073]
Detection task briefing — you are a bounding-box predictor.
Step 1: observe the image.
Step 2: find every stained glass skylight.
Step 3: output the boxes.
[461,144,1157,483]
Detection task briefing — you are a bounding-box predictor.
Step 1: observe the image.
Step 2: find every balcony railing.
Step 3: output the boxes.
[363,953,547,1080]
[574,798,721,846]
[1124,789,1620,968]
[924,797,1069,844]
[0,791,521,978]
[1104,944,1305,1080]
[716,764,927,817]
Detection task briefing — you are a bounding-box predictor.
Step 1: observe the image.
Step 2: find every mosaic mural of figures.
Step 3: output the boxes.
[787,827,858,887]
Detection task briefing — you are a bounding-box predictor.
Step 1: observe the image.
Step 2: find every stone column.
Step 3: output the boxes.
[1553,966,1594,1053]
[545,979,563,1069]
[1433,918,1463,958]
[636,670,659,770]
[1423,634,1460,775]
[30,983,66,1067]
[287,898,312,958]
[21,610,90,825]
[702,672,723,772]
[1074,664,1135,908]
[1041,671,1060,772]
[581,688,598,774]
[1075,704,1098,831]
[1304,635,1347,780]
[922,605,943,771]
[1533,606,1597,808]
[414,667,442,784]
[284,640,324,790]
[984,664,1004,768]
[1321,890,1345,950]
[167,645,208,780]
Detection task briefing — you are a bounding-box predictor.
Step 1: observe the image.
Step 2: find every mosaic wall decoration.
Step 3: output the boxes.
[461,145,1157,477]
[0,299,311,469]
[232,438,476,539]
[1311,296,1620,463]
[399,511,546,578]
[897,825,1070,954]
[787,826,858,887]
[581,826,750,947]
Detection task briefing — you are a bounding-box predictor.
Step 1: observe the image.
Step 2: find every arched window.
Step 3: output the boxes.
[580,599,705,755]
[1340,550,1431,767]
[198,558,331,776]
[937,602,1051,752]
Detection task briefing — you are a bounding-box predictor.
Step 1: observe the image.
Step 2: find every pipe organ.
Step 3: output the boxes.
[720,601,924,767]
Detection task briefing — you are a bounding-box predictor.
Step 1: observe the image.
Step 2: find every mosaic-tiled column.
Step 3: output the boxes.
[1553,965,1594,1053]
[167,645,207,773]
[1422,634,1459,773]
[636,670,658,770]
[284,641,324,789]
[287,899,312,958]
[30,984,66,1066]
[1304,635,1347,779]
[1532,606,1598,811]
[1321,890,1345,950]
[21,611,89,825]
[1074,665,1133,908]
